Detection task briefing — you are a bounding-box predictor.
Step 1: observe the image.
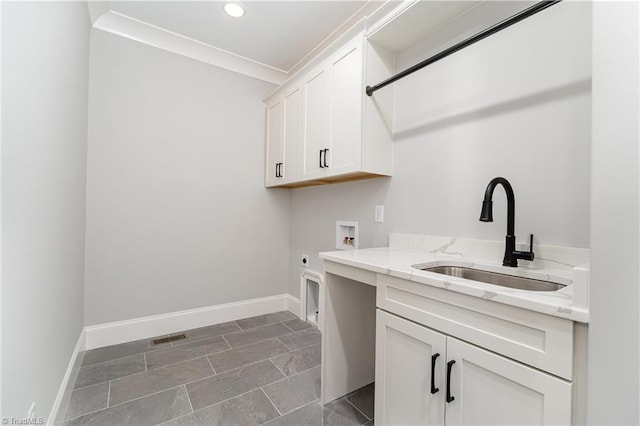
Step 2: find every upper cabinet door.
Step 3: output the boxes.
[265,98,283,187]
[445,337,572,426]
[263,32,392,188]
[302,68,329,179]
[327,39,363,174]
[282,84,302,182]
[376,310,446,426]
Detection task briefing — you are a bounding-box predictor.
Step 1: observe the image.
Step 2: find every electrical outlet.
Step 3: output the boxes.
[301,254,309,267]
[27,402,36,418]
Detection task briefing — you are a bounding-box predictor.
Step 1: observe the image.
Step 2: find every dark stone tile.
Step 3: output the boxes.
[64,386,191,426]
[109,357,214,406]
[180,321,241,344]
[224,323,293,348]
[64,382,109,420]
[282,319,314,332]
[263,401,322,426]
[161,389,279,426]
[74,354,145,389]
[235,311,296,330]
[262,366,321,415]
[186,359,285,411]
[278,328,321,351]
[322,398,369,425]
[271,344,321,376]
[146,336,229,369]
[346,383,374,420]
[208,339,289,373]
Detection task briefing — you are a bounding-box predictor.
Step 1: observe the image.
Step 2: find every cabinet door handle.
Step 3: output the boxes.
[323,149,329,168]
[319,150,324,168]
[430,353,440,394]
[275,163,279,178]
[446,360,455,403]
[279,163,283,178]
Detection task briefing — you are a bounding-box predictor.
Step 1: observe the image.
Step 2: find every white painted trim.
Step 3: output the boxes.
[92,11,287,85]
[285,294,301,317]
[47,329,86,426]
[300,271,325,333]
[86,2,109,25]
[0,1,3,417]
[287,0,384,75]
[84,294,294,350]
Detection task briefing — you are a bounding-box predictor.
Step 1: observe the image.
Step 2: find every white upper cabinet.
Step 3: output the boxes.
[302,67,329,180]
[265,82,303,186]
[265,98,283,187]
[282,84,302,183]
[264,31,393,188]
[325,39,363,175]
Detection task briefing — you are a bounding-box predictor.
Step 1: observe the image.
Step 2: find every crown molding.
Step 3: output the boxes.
[93,10,288,85]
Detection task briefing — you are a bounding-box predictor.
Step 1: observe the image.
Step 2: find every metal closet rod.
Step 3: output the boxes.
[365,0,562,97]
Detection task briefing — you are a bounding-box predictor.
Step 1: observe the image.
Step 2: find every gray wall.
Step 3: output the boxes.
[588,3,639,424]
[84,30,291,326]
[1,2,90,419]
[289,1,592,297]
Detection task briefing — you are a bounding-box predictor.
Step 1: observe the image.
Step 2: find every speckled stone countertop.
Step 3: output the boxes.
[320,233,590,323]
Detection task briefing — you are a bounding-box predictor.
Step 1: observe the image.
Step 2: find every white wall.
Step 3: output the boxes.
[1,2,90,419]
[85,30,290,326]
[289,2,592,296]
[588,3,639,424]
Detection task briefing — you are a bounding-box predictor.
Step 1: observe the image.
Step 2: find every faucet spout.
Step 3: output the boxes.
[479,177,533,267]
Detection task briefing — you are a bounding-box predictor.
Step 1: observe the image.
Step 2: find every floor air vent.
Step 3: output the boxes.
[151,334,186,346]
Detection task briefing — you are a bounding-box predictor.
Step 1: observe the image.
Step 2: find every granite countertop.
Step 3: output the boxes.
[319,234,590,323]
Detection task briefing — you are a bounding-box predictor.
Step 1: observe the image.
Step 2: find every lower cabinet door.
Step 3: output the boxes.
[375,310,446,426]
[445,337,572,426]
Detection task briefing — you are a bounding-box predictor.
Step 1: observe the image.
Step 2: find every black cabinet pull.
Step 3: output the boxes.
[323,149,329,168]
[430,353,440,394]
[319,150,324,168]
[278,163,283,178]
[275,163,279,178]
[446,360,455,403]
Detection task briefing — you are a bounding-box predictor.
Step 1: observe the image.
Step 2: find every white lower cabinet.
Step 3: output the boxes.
[375,310,572,426]
[375,309,446,426]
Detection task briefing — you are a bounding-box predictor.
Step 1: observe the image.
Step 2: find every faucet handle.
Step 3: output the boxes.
[512,234,535,263]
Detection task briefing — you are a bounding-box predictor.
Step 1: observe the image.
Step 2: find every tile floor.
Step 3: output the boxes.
[63,311,374,425]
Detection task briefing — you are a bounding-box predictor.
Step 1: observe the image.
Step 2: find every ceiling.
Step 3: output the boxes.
[95,1,372,73]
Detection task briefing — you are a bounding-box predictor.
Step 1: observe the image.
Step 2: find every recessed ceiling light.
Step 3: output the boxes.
[224,2,245,18]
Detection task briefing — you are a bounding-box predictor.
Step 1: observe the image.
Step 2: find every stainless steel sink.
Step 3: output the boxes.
[418,265,565,292]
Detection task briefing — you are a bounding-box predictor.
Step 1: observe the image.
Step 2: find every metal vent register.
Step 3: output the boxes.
[151,334,186,346]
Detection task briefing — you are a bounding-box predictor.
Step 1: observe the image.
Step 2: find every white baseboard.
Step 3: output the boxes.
[85,294,300,350]
[47,329,86,425]
[285,294,301,318]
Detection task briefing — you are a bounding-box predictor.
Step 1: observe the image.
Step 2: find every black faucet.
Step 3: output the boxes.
[479,177,534,267]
